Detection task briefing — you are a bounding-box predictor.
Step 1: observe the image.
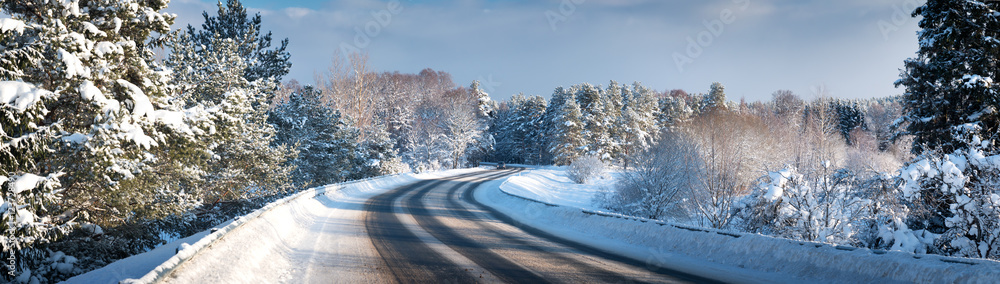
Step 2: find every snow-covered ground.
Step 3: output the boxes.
[66,166,1000,283]
[66,170,478,284]
[480,166,1000,283]
[498,166,613,210]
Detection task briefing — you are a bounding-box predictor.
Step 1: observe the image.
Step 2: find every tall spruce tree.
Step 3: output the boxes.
[618,82,660,168]
[550,94,585,165]
[703,82,728,112]
[896,0,1000,154]
[270,87,363,186]
[576,83,608,158]
[188,0,291,83]
[169,31,295,203]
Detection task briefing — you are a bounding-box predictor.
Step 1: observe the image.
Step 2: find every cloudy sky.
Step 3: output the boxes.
[165,0,924,102]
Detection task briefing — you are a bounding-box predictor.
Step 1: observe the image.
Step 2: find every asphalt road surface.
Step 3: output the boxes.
[363,168,717,283]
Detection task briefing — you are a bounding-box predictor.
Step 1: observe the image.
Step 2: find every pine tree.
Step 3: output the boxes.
[542,86,571,163]
[618,82,660,168]
[464,81,495,166]
[188,0,291,83]
[169,30,294,204]
[895,0,1000,154]
[703,82,728,112]
[518,95,548,164]
[601,81,625,162]
[0,0,190,276]
[576,83,608,158]
[489,98,520,163]
[550,95,586,165]
[830,100,866,145]
[270,86,363,186]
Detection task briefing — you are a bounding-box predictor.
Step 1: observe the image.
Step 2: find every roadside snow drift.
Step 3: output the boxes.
[480,167,1000,284]
[66,172,435,284]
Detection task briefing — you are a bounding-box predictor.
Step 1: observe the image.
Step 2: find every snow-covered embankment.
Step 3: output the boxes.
[67,172,433,284]
[477,168,1000,283]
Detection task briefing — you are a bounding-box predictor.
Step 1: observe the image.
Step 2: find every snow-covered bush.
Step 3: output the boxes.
[896,125,1000,259]
[567,155,606,184]
[737,166,875,244]
[603,130,699,220]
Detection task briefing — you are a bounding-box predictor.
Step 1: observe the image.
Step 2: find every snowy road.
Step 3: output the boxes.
[367,168,713,283]
[160,168,714,283]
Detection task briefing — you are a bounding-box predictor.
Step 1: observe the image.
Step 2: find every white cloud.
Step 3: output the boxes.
[284,7,312,20]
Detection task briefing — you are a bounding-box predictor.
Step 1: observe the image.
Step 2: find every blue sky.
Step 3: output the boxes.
[166,0,924,102]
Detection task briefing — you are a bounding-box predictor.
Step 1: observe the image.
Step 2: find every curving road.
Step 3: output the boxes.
[363,168,716,283]
[161,168,716,283]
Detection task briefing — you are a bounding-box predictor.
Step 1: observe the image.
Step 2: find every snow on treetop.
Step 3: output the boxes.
[962,74,993,88]
[59,49,89,79]
[79,80,122,114]
[0,81,52,112]
[82,22,107,37]
[11,173,42,194]
[118,121,157,150]
[117,79,154,119]
[0,18,26,33]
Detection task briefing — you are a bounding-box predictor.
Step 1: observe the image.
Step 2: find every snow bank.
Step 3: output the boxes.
[482,168,1000,283]
[497,166,610,210]
[69,172,427,284]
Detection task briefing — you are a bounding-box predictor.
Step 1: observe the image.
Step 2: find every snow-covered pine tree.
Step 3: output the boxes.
[0,0,196,278]
[517,95,548,164]
[618,82,660,168]
[895,0,1000,154]
[602,81,625,163]
[187,0,291,83]
[830,100,866,145]
[470,80,495,118]
[575,83,608,159]
[488,97,520,163]
[270,86,363,186]
[657,95,692,129]
[359,121,405,176]
[549,94,586,166]
[168,32,294,204]
[541,86,570,163]
[703,82,728,113]
[464,81,494,166]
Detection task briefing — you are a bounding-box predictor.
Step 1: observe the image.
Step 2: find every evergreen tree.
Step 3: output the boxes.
[657,96,692,129]
[895,0,1000,154]
[830,100,866,145]
[489,98,520,163]
[0,0,189,277]
[169,31,294,204]
[576,83,608,158]
[518,95,548,164]
[618,82,660,168]
[703,82,728,112]
[270,86,363,186]
[188,0,291,83]
[601,81,625,162]
[542,86,572,163]
[550,95,586,165]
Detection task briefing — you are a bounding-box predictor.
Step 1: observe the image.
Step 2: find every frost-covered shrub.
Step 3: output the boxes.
[602,131,699,220]
[567,155,605,184]
[737,166,874,244]
[896,125,1000,259]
